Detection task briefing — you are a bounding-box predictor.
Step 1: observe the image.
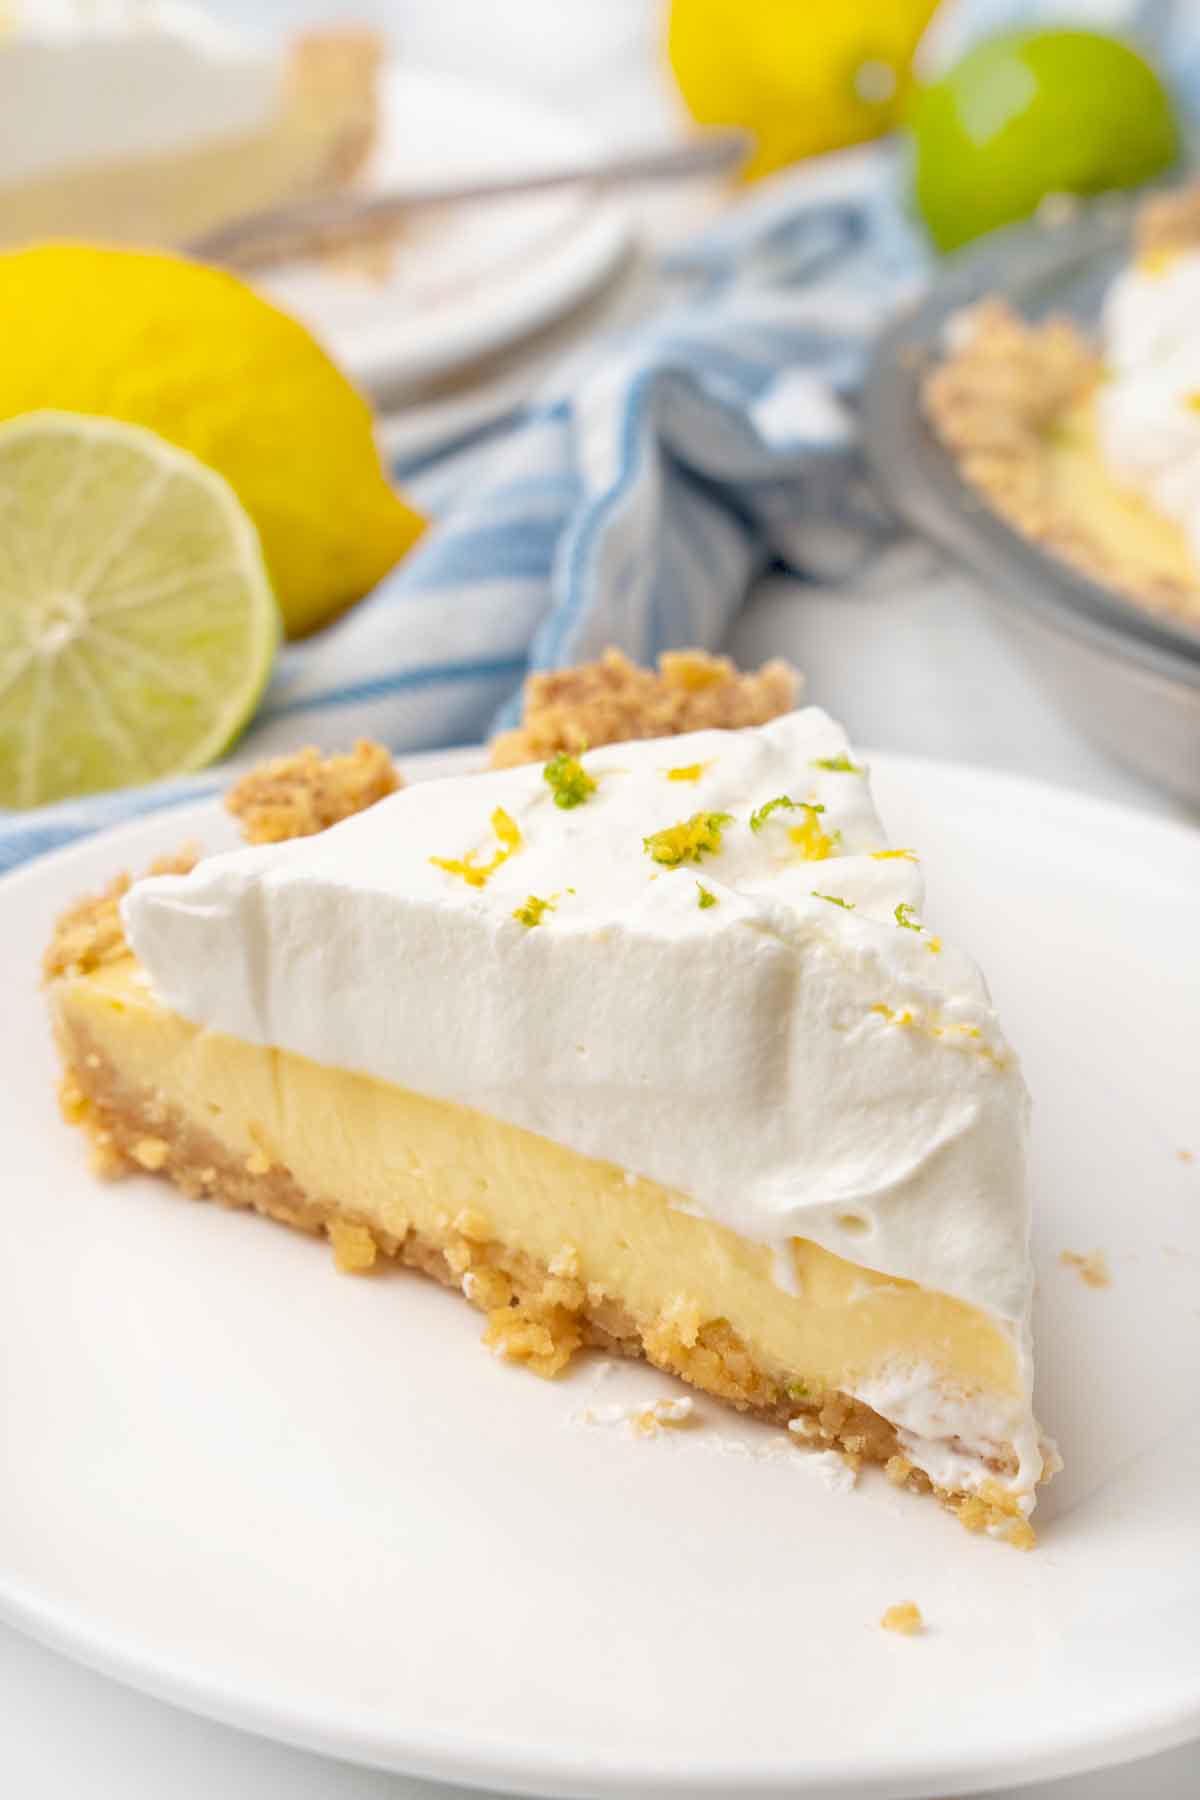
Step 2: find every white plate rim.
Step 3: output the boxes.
[3,747,1199,1799]
[265,65,632,397]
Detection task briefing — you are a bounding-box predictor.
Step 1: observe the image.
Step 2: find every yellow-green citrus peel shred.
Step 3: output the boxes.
[749,793,803,833]
[873,848,918,863]
[543,750,596,809]
[513,894,556,928]
[432,807,522,888]
[812,752,864,774]
[666,761,711,783]
[894,902,922,932]
[812,891,853,909]
[696,883,718,909]
[644,811,733,866]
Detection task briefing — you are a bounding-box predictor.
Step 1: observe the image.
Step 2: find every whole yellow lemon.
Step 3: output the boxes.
[668,0,940,181]
[0,245,425,637]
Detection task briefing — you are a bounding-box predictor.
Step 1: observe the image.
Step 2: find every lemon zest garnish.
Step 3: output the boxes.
[513,893,556,928]
[871,1005,1001,1061]
[873,848,918,863]
[812,752,864,774]
[789,805,836,862]
[543,750,596,809]
[813,891,854,909]
[644,811,732,867]
[432,806,523,887]
[927,936,942,954]
[666,761,712,783]
[696,883,718,909]
[871,1002,916,1027]
[894,902,922,931]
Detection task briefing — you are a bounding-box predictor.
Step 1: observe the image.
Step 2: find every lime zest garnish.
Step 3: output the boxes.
[666,760,712,783]
[790,805,837,862]
[813,891,854,909]
[749,793,802,833]
[894,902,923,931]
[513,894,555,928]
[432,806,523,888]
[873,848,918,863]
[543,749,596,809]
[696,882,718,910]
[812,752,864,774]
[643,810,733,867]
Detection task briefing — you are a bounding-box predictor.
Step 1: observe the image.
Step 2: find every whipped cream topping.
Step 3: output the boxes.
[3,2,278,183]
[125,710,1039,1483]
[1097,248,1200,563]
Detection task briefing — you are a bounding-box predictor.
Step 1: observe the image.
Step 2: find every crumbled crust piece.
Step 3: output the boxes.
[42,849,197,983]
[1136,179,1200,257]
[225,740,401,844]
[880,1602,923,1636]
[483,1292,583,1379]
[488,648,800,768]
[327,1218,379,1273]
[1060,1248,1111,1289]
[925,300,1098,529]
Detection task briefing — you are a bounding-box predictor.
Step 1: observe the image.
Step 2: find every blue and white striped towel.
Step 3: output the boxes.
[2,0,1195,872]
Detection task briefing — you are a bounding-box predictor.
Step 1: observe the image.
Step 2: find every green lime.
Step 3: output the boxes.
[0,411,280,809]
[910,28,1181,253]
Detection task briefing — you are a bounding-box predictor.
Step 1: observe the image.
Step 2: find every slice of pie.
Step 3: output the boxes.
[0,4,381,253]
[924,182,1200,627]
[46,650,1053,1546]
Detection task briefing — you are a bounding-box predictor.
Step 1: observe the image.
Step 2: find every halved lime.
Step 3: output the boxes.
[0,411,280,809]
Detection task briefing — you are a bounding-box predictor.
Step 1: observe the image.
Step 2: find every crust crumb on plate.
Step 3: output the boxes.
[1060,1248,1111,1288]
[880,1602,924,1636]
[225,739,401,844]
[488,648,800,768]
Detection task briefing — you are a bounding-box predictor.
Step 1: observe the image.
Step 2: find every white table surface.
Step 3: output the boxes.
[7,3,1198,1792]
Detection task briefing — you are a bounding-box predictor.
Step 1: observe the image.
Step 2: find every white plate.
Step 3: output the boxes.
[257,67,630,398]
[3,749,1199,1799]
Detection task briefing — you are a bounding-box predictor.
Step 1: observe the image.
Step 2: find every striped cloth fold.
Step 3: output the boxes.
[2,0,1195,873]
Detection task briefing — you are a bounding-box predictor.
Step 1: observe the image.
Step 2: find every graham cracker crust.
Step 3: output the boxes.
[54,1011,1034,1548]
[489,649,800,768]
